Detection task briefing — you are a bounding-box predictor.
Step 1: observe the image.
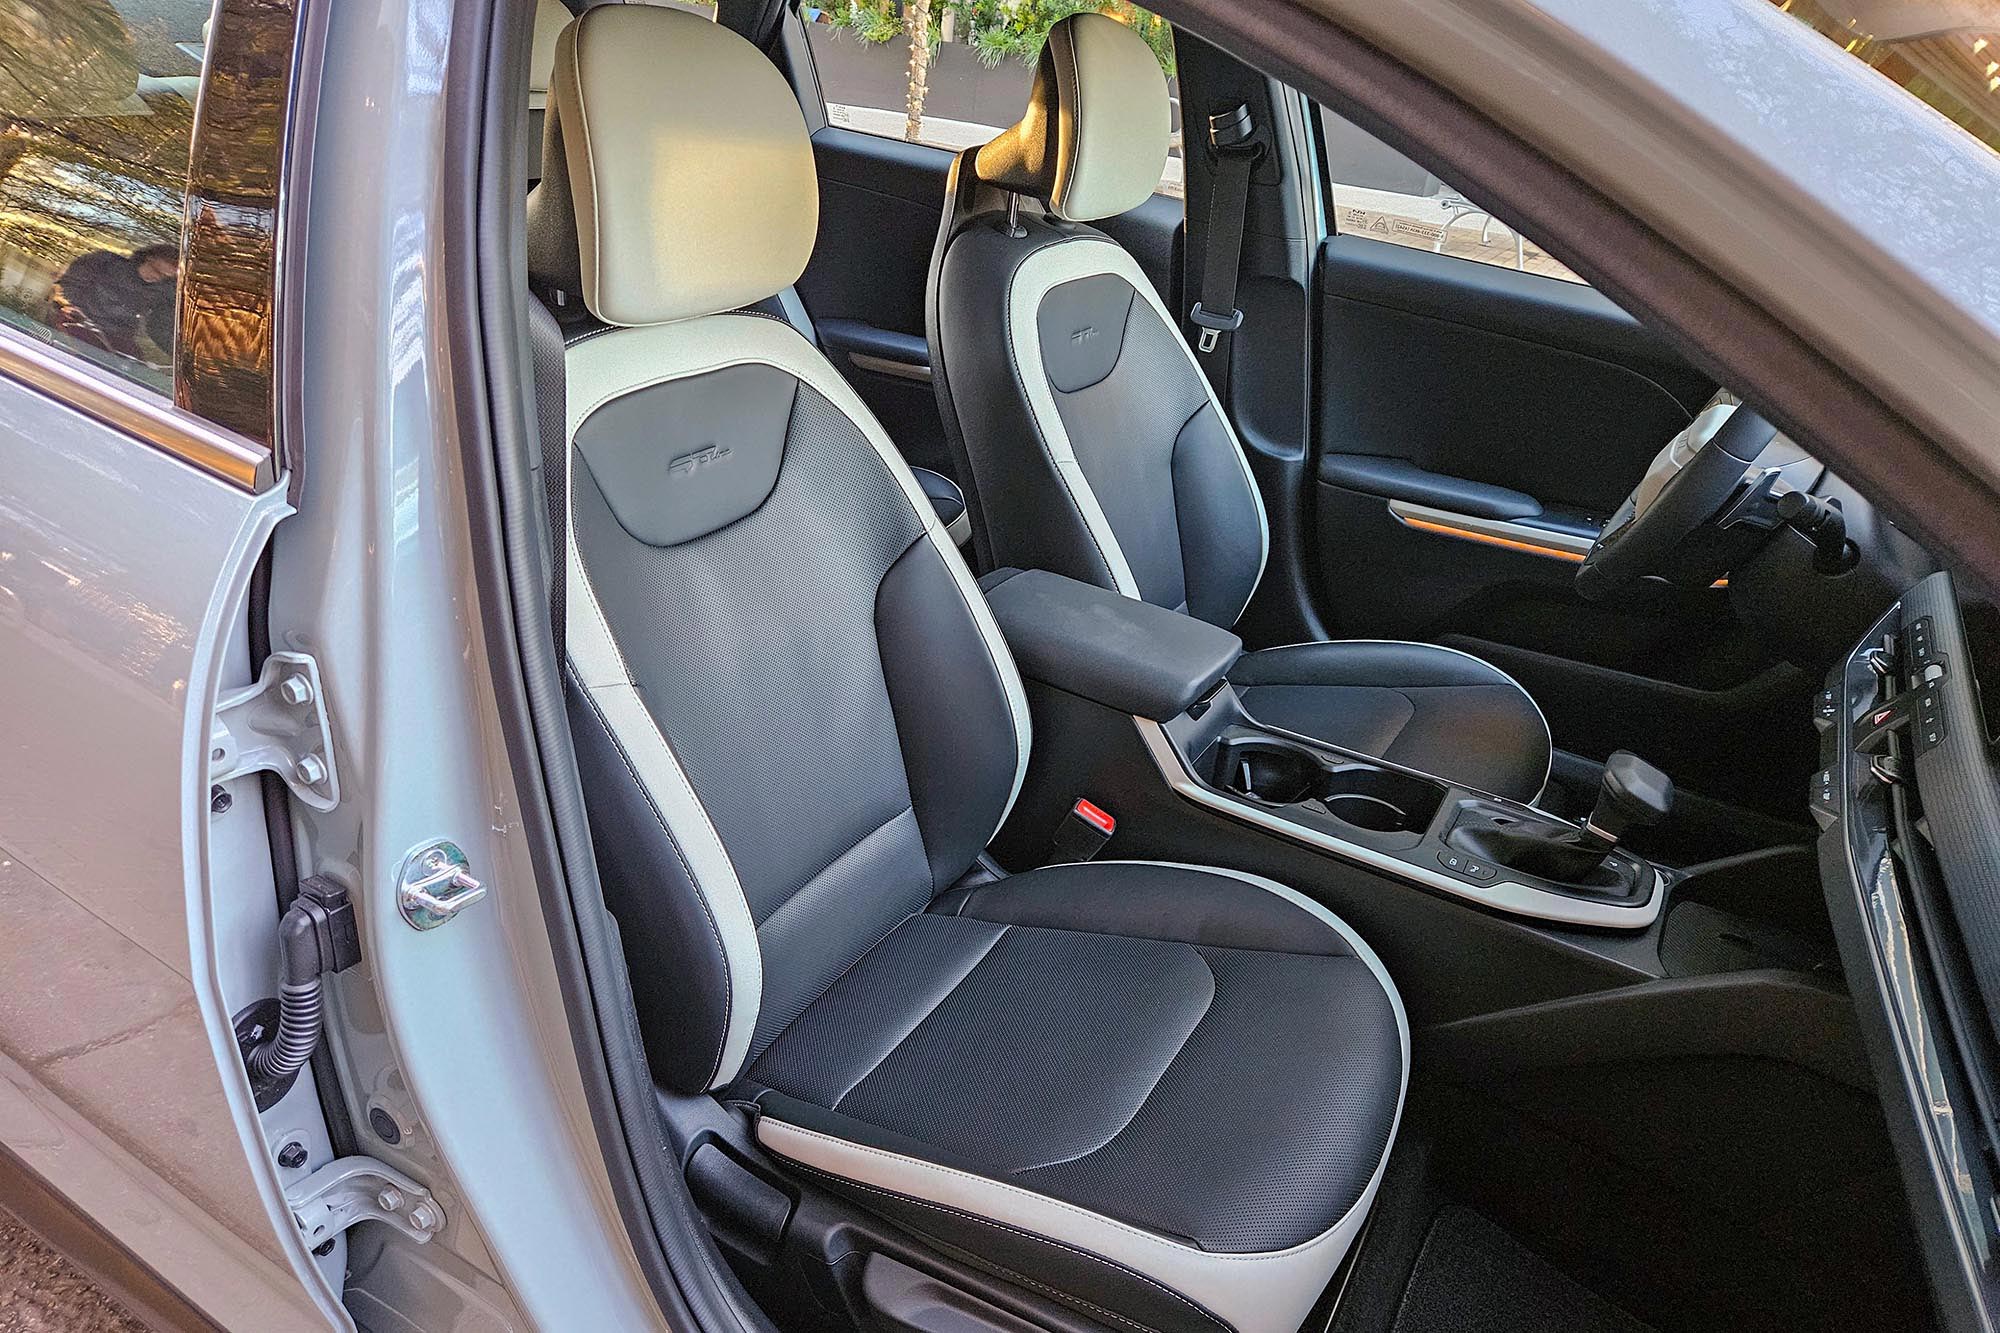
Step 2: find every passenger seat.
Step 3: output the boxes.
[926,14,1553,801]
[525,9,1406,1332]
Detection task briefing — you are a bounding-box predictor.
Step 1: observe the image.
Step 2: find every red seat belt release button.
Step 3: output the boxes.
[1048,799,1116,865]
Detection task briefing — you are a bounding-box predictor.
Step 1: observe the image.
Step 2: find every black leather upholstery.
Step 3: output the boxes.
[923,15,1552,801]
[571,364,1018,1068]
[738,862,1403,1333]
[934,212,1121,586]
[565,660,738,1093]
[533,11,1405,1329]
[985,567,1242,720]
[1230,641,1551,800]
[573,365,793,545]
[566,348,1408,1324]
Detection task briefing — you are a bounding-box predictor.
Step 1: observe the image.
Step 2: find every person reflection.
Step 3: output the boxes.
[49,242,178,366]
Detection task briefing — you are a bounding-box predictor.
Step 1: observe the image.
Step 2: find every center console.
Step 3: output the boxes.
[1145,690,1666,929]
[983,568,1668,929]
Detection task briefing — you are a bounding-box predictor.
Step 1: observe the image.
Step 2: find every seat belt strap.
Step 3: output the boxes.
[1189,103,1259,377]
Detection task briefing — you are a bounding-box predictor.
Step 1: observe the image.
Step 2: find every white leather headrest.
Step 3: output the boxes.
[974,13,1168,223]
[526,5,819,326]
[528,0,569,106]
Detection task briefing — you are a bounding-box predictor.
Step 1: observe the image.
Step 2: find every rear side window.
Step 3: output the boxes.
[0,0,214,393]
[803,1,1184,197]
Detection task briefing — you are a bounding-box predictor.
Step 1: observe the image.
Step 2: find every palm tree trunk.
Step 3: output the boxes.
[903,0,932,141]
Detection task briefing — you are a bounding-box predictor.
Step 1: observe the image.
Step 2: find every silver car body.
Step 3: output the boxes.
[1,0,1996,1326]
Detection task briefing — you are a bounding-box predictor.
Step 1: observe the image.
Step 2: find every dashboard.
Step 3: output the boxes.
[1819,569,2000,1333]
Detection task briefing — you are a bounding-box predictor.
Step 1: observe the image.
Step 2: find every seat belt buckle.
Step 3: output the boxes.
[1048,799,1116,865]
[1189,301,1244,354]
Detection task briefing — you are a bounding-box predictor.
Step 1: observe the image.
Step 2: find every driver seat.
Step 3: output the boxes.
[926,14,1551,801]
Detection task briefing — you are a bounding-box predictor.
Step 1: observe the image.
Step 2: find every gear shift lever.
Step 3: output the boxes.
[1580,751,1675,855]
[1446,751,1674,888]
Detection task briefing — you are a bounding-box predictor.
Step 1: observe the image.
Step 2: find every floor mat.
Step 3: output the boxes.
[1391,1206,1653,1333]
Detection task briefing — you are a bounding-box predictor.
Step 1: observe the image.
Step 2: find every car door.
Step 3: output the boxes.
[1300,110,1812,823]
[776,4,1186,481]
[0,1,346,1325]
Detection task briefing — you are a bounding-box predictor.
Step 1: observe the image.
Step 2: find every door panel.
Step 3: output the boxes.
[800,126,1184,482]
[1309,235,1813,818]
[805,129,951,338]
[1317,235,1712,520]
[0,387,337,1329]
[802,128,959,476]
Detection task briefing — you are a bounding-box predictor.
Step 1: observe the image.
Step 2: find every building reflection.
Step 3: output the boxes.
[0,0,201,391]
[1776,0,2000,152]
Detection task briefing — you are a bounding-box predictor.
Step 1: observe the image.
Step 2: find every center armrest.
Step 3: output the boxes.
[982,568,1242,720]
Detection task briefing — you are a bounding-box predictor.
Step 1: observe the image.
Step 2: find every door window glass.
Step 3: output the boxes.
[0,0,211,392]
[1319,108,1584,284]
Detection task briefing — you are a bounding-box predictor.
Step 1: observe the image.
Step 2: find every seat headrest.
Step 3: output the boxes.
[973,13,1169,223]
[526,5,818,326]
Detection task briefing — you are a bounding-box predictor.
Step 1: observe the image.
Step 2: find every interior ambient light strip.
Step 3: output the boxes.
[1387,499,1593,562]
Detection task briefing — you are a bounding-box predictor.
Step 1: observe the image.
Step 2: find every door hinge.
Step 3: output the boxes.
[287,1156,444,1246]
[210,651,339,811]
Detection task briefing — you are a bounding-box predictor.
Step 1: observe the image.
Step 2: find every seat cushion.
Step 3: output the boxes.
[1229,640,1551,802]
[736,860,1407,1333]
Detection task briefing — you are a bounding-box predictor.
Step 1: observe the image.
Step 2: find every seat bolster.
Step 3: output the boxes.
[935,860,1358,957]
[565,666,742,1092]
[877,536,1023,889]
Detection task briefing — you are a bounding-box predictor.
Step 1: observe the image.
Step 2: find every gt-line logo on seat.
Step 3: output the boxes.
[668,444,731,477]
[1070,326,1096,344]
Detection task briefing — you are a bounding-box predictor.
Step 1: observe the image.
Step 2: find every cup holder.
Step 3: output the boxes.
[1209,734,1446,835]
[1216,741,1324,805]
[1319,767,1444,834]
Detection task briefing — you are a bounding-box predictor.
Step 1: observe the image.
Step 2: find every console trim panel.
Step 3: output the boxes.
[1135,717,1665,929]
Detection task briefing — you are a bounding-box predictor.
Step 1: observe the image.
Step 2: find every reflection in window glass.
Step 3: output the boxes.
[1770,0,1999,157]
[0,0,208,392]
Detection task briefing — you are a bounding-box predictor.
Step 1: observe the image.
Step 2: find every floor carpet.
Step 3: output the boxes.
[1391,1206,1653,1333]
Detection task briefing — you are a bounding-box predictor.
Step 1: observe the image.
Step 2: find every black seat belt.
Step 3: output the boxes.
[1188,103,1260,396]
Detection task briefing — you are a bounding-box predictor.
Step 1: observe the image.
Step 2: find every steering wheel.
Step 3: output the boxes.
[1574,399,1780,601]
